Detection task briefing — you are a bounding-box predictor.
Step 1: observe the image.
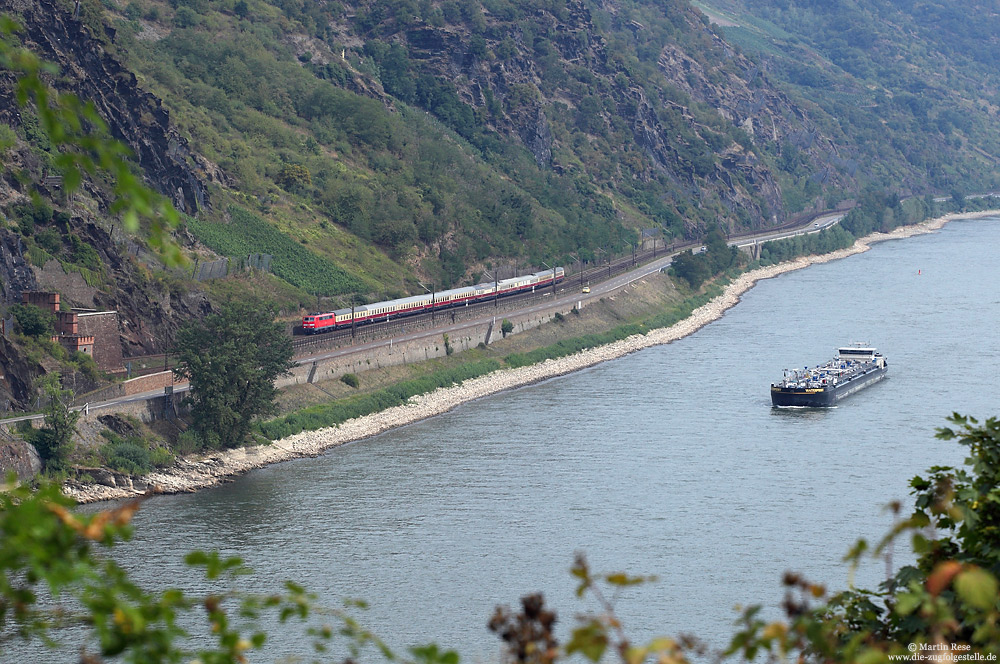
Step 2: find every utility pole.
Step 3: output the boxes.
[568,252,582,287]
[419,283,435,322]
[484,270,499,308]
[541,261,556,296]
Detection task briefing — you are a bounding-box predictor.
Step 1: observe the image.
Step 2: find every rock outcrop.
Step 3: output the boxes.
[0,0,210,214]
[0,229,38,306]
[359,0,839,232]
[0,438,42,481]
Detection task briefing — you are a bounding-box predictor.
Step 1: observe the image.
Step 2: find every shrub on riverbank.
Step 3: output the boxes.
[261,359,503,439]
[99,435,173,475]
[265,288,727,440]
[504,323,647,368]
[755,224,855,266]
[496,287,721,369]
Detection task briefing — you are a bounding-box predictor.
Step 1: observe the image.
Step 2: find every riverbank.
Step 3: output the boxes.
[63,210,999,504]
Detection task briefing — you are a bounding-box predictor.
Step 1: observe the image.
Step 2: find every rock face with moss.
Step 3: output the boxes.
[0,229,38,306]
[0,0,210,213]
[0,333,42,411]
[0,438,41,480]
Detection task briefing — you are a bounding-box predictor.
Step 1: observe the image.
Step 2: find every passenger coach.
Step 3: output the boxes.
[302,267,564,333]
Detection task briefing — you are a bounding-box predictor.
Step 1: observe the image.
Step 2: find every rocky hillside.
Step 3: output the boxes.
[1,0,999,411]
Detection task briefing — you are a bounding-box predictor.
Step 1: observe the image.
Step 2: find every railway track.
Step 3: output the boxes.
[84,209,844,385]
[287,209,840,357]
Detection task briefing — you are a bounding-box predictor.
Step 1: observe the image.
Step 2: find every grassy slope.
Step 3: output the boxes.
[267,270,708,437]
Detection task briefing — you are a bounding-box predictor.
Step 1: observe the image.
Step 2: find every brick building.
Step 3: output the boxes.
[20,292,122,372]
[77,311,124,373]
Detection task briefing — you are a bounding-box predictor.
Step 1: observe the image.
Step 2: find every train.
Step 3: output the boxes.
[301,267,565,334]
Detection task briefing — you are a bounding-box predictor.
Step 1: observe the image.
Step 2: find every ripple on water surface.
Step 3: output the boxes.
[54,217,1000,663]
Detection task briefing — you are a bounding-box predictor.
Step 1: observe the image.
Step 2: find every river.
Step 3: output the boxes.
[43,217,1000,661]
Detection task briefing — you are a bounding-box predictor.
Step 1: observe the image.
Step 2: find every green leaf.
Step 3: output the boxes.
[566,620,608,663]
[955,568,998,610]
[855,647,888,664]
[410,643,461,664]
[894,592,923,616]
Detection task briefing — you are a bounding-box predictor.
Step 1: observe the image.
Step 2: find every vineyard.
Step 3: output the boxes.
[185,206,365,296]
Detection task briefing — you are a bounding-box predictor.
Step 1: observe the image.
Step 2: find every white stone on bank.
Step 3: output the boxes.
[62,211,997,504]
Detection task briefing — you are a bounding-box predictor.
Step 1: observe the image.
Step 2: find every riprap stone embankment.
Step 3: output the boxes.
[63,211,996,504]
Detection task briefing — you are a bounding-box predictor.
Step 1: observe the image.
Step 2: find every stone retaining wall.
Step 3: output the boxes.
[86,393,183,422]
[122,371,175,396]
[75,371,178,407]
[277,297,582,388]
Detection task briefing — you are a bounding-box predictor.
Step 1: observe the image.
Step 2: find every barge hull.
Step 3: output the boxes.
[771,366,888,407]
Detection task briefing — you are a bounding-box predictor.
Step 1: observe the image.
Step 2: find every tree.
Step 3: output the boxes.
[277,163,312,193]
[501,319,514,338]
[173,301,295,449]
[0,15,181,264]
[27,373,80,472]
[669,250,711,289]
[704,227,737,274]
[951,188,966,212]
[10,303,55,337]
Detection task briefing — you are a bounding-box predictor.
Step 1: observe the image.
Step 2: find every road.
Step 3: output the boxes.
[0,211,844,425]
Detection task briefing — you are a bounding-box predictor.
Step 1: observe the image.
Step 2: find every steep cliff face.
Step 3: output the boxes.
[0,0,219,369]
[341,0,843,231]
[0,0,210,213]
[0,334,41,411]
[0,438,42,481]
[0,230,38,306]
[68,222,213,357]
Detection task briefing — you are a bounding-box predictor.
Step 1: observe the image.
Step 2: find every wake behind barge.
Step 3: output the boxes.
[771,346,888,407]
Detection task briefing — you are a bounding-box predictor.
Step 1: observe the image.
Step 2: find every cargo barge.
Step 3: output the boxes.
[770,346,888,407]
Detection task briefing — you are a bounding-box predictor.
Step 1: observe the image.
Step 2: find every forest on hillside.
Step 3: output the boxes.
[86,0,999,288]
[3,0,1000,303]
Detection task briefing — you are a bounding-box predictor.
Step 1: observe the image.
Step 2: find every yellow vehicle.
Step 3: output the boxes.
[582,285,591,294]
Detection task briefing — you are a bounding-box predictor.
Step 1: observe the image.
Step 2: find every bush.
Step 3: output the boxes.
[35,227,62,254]
[11,303,55,337]
[70,351,101,382]
[26,427,72,473]
[100,438,153,475]
[262,359,503,439]
[174,430,204,455]
[0,124,15,152]
[174,6,200,27]
[277,164,312,192]
[341,373,360,388]
[68,234,102,271]
[99,429,174,475]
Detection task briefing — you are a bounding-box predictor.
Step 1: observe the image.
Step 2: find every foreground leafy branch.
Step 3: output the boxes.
[0,15,181,264]
[0,479,441,663]
[5,412,1000,663]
